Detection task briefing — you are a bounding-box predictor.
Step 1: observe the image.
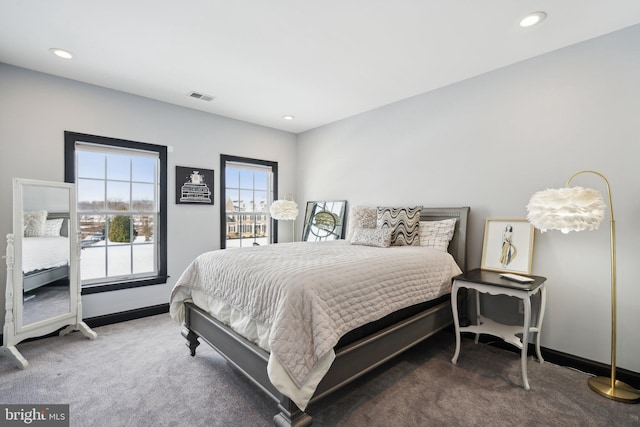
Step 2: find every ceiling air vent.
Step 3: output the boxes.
[188,91,215,102]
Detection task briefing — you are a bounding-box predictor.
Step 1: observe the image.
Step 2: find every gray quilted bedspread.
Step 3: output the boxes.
[171,240,459,391]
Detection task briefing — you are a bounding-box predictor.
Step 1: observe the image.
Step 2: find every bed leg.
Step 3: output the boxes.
[181,327,200,356]
[273,398,312,427]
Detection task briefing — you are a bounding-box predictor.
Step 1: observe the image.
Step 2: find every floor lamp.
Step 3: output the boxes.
[527,170,640,403]
[270,197,299,242]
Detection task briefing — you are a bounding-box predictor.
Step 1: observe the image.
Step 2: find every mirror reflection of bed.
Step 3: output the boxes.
[21,206,72,327]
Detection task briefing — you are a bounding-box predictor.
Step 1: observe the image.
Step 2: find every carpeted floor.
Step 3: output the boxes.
[1,314,638,426]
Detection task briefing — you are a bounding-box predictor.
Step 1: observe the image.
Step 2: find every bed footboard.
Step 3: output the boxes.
[182,297,453,426]
[183,302,311,426]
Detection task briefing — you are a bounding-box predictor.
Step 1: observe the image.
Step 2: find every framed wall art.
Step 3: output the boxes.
[480,217,534,275]
[175,166,214,205]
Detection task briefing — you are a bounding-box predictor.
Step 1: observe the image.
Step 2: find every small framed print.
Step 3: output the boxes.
[176,166,214,205]
[481,218,534,275]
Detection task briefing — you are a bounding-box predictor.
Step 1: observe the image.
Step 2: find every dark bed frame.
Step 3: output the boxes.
[182,207,470,426]
[23,212,71,293]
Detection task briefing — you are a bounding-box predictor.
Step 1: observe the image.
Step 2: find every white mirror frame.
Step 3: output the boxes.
[2,178,96,369]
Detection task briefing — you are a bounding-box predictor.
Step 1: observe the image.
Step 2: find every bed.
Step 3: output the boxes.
[170,206,469,426]
[22,212,70,293]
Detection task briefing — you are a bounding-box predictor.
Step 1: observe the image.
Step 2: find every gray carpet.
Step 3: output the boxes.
[1,314,638,426]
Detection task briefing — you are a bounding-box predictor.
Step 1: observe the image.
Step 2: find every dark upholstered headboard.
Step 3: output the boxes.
[420,207,470,272]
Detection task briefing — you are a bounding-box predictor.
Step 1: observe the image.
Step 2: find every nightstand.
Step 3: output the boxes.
[451,268,547,390]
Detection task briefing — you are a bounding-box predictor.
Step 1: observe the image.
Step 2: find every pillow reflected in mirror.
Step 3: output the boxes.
[23,210,48,237]
[43,218,64,237]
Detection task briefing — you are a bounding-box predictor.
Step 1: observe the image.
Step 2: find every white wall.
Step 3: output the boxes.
[297,25,640,373]
[0,63,297,322]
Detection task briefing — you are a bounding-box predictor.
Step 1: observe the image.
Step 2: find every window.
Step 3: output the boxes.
[65,132,167,293]
[220,155,278,249]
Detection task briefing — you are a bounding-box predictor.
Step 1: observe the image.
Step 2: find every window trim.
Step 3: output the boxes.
[220,154,278,249]
[64,131,168,294]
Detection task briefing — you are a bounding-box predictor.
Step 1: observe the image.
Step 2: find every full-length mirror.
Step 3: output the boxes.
[302,200,347,241]
[21,184,72,326]
[2,178,96,369]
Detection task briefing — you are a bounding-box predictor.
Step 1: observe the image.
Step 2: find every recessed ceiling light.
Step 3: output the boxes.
[520,12,547,28]
[49,48,74,59]
[282,115,295,120]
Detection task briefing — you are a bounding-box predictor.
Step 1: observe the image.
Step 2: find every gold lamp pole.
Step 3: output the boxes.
[527,170,639,403]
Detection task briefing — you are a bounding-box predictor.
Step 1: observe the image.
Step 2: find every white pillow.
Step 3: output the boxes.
[419,218,456,252]
[23,210,48,237]
[43,218,65,236]
[350,227,392,248]
[346,206,377,242]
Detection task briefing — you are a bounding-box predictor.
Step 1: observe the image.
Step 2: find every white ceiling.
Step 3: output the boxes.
[2,1,640,134]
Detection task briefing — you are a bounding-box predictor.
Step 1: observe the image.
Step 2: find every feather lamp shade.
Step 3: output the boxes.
[270,199,299,221]
[526,170,640,403]
[526,187,606,233]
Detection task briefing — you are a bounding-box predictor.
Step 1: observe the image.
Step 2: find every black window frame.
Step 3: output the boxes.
[220,154,278,249]
[64,131,168,294]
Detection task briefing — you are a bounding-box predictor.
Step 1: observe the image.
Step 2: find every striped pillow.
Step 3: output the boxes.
[376,206,422,246]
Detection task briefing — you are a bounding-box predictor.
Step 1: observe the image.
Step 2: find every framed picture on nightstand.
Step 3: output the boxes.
[480,217,534,275]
